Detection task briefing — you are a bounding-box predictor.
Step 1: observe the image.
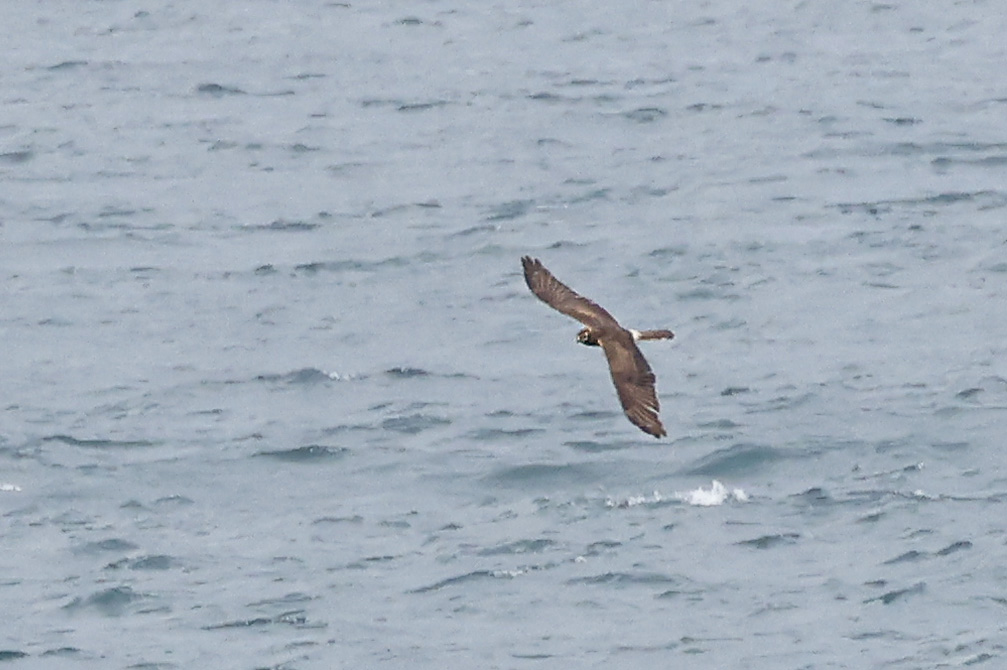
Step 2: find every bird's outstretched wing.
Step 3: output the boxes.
[600,331,666,438]
[521,256,619,330]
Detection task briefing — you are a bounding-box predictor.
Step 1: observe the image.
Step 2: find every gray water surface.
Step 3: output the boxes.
[3,2,1007,668]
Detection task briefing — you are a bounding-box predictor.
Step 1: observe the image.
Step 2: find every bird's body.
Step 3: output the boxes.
[521,256,674,438]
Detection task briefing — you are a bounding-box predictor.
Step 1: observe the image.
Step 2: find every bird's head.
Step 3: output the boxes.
[576,328,600,347]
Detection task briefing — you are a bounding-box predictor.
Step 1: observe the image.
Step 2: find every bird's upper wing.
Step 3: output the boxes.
[600,331,666,438]
[521,256,619,330]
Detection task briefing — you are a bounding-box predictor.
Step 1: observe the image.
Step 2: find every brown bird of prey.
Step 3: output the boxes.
[521,256,674,438]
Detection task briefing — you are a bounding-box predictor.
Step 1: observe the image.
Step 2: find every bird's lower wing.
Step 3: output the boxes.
[601,335,666,438]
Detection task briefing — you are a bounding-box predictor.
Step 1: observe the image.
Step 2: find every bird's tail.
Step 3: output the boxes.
[632,329,675,341]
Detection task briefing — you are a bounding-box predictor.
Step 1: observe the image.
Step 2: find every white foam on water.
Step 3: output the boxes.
[605,481,748,508]
[673,480,748,507]
[605,490,664,508]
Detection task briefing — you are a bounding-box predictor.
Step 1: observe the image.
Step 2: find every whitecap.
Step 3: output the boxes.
[1,483,21,493]
[605,481,747,509]
[673,480,748,506]
[604,490,664,508]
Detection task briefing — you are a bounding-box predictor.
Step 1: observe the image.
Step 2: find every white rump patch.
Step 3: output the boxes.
[629,328,642,340]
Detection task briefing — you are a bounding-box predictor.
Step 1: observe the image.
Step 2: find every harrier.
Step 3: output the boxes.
[521,256,674,438]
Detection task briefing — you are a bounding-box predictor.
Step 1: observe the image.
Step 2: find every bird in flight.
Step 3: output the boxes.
[521,256,674,438]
